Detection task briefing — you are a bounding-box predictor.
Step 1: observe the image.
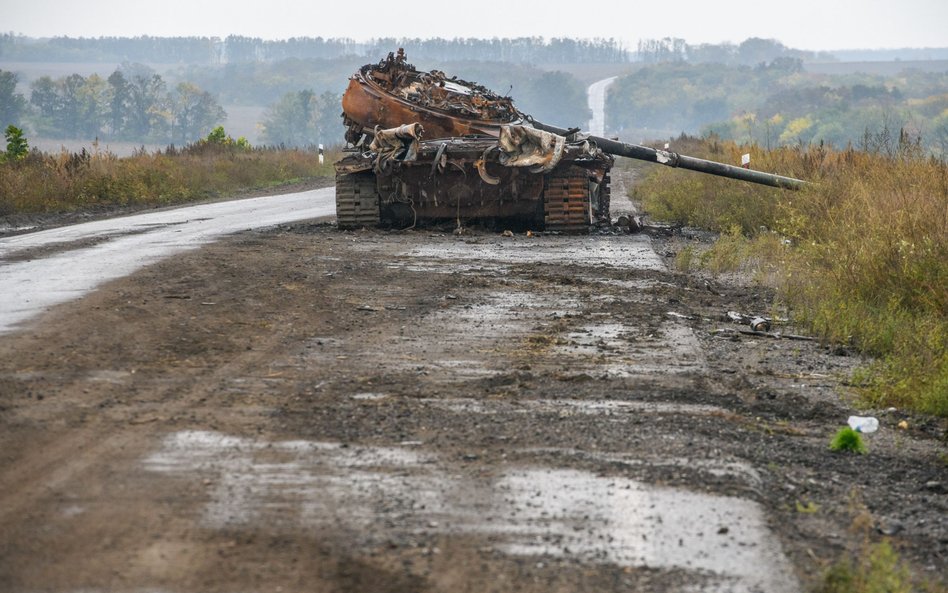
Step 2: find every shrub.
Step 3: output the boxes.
[829,427,867,454]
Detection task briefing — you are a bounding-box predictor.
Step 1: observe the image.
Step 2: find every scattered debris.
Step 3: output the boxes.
[847,416,879,434]
[711,328,817,342]
[750,317,770,332]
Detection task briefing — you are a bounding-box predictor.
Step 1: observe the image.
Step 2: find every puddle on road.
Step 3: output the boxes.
[401,235,666,271]
[554,321,706,376]
[420,397,725,417]
[302,289,581,383]
[351,392,389,400]
[479,468,795,593]
[145,431,798,593]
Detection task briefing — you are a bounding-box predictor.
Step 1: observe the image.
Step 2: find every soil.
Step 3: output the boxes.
[0,181,945,592]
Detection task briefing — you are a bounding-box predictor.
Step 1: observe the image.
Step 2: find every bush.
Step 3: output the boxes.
[829,427,867,454]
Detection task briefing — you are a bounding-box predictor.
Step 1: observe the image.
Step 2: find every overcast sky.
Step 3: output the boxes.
[5,0,947,51]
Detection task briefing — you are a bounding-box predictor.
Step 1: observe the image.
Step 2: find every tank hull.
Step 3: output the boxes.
[335,137,612,232]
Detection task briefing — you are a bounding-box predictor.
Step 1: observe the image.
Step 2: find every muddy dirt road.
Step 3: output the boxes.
[0,186,945,593]
[0,187,335,335]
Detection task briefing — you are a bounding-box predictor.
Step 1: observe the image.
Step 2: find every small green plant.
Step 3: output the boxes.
[205,125,227,144]
[795,499,821,513]
[3,125,29,161]
[830,427,867,454]
[203,126,251,150]
[674,245,697,270]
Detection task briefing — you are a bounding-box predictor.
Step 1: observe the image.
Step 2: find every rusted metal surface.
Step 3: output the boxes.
[342,49,520,144]
[335,136,603,230]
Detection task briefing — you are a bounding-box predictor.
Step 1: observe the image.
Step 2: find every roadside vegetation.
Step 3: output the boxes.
[0,127,335,216]
[633,134,947,416]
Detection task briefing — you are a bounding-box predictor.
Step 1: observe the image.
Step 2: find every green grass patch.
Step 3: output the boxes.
[636,135,948,416]
[830,427,867,454]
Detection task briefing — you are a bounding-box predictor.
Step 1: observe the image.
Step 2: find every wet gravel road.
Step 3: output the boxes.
[0,191,945,593]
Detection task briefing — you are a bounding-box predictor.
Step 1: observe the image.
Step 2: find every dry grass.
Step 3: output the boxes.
[636,136,948,416]
[0,142,337,216]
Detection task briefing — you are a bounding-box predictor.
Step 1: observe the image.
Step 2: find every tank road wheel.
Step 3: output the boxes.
[335,172,380,229]
[543,171,591,233]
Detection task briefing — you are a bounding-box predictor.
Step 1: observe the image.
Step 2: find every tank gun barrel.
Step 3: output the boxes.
[530,120,806,191]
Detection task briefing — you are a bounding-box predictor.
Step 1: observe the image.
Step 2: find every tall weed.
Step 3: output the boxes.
[636,136,948,415]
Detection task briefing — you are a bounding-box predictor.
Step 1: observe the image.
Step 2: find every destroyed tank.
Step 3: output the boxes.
[335,49,804,232]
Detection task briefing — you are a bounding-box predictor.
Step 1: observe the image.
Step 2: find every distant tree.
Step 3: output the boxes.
[76,74,110,138]
[125,71,168,139]
[59,74,86,137]
[107,70,130,138]
[737,38,787,66]
[29,73,111,139]
[169,82,226,144]
[30,76,63,136]
[517,71,590,127]
[0,70,29,128]
[261,89,340,147]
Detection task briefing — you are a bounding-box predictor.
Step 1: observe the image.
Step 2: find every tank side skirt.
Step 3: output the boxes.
[544,168,592,232]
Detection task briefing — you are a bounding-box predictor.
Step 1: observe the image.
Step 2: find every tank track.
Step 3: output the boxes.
[597,172,611,224]
[335,172,380,229]
[543,170,591,233]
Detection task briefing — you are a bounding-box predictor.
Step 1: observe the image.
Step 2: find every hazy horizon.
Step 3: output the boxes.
[5,0,947,52]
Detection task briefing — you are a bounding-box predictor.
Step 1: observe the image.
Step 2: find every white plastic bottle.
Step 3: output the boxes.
[848,416,879,433]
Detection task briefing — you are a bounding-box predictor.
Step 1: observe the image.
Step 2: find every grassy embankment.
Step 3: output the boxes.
[632,135,947,417]
[0,140,337,217]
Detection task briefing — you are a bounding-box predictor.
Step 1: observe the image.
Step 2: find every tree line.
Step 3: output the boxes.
[606,59,948,156]
[1,66,348,148]
[0,34,630,64]
[635,37,836,65]
[1,66,225,144]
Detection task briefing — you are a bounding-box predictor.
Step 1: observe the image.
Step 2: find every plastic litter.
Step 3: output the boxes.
[847,416,879,433]
[750,317,771,332]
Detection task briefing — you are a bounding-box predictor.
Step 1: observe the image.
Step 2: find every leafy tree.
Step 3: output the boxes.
[76,74,110,138]
[29,74,112,139]
[30,76,62,135]
[261,90,340,147]
[125,69,168,140]
[0,70,29,128]
[3,125,29,161]
[170,82,226,144]
[107,70,130,137]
